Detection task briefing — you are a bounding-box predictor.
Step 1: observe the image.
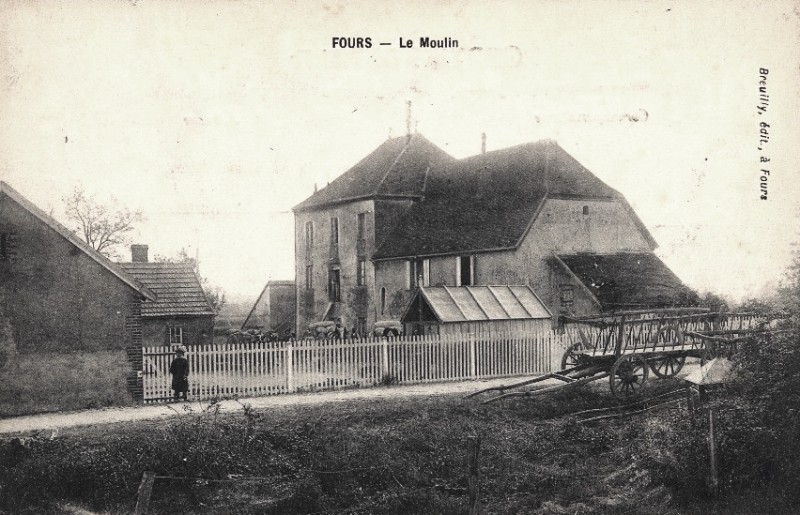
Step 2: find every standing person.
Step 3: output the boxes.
[169,346,189,401]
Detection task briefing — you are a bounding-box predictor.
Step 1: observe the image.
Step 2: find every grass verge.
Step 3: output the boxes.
[1,379,794,514]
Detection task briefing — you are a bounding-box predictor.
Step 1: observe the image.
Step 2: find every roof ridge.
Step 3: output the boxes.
[0,181,156,301]
[375,134,415,194]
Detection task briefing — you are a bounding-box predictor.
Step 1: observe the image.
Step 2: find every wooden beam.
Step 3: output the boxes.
[134,471,156,514]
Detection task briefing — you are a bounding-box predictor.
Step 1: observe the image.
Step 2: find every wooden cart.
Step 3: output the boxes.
[468,308,769,403]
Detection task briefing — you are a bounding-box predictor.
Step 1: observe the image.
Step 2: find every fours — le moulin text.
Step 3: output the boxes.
[332,37,459,49]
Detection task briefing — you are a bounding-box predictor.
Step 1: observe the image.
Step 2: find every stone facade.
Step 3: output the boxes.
[373,197,652,325]
[295,200,377,335]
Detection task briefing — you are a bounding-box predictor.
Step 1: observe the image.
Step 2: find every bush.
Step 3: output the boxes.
[728,329,800,496]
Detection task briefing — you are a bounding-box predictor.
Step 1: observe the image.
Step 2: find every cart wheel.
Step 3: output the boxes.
[610,355,649,401]
[560,343,584,369]
[649,354,686,378]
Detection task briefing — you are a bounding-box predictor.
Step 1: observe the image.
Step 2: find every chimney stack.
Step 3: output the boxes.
[131,244,149,263]
[481,132,486,154]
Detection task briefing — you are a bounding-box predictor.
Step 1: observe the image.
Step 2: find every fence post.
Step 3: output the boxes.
[708,408,719,496]
[286,343,295,393]
[381,339,389,380]
[467,435,481,515]
[469,333,477,378]
[134,471,156,514]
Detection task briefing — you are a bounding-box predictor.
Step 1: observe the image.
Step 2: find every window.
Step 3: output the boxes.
[330,217,339,245]
[169,326,184,345]
[328,267,341,302]
[305,265,313,290]
[357,212,366,241]
[0,232,16,262]
[304,221,314,252]
[357,259,366,286]
[560,285,574,306]
[380,287,387,315]
[408,258,430,288]
[456,256,474,286]
[582,205,589,215]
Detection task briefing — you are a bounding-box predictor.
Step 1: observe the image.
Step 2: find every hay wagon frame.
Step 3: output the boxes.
[470,308,768,403]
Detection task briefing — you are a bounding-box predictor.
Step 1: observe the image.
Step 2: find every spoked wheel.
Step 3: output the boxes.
[610,355,649,401]
[561,343,585,369]
[649,354,686,378]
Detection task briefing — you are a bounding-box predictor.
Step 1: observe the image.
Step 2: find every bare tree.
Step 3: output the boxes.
[62,187,143,258]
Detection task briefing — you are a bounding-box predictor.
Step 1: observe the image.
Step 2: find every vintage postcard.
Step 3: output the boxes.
[1,1,798,513]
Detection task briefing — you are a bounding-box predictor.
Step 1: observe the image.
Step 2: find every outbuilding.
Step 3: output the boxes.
[400,285,552,336]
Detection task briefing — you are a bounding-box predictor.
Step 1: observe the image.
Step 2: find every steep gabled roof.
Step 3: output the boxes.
[293,134,454,212]
[374,140,655,259]
[0,181,156,301]
[118,262,215,317]
[553,253,699,310]
[241,280,295,329]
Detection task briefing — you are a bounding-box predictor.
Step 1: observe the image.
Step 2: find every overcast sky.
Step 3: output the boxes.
[1,0,798,303]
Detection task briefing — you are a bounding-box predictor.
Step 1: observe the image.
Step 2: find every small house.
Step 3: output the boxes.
[119,245,215,347]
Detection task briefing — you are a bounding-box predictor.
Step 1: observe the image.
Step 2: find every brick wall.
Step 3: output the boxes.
[125,299,144,399]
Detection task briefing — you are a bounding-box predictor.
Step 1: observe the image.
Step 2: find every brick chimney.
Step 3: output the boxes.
[481,132,486,154]
[131,244,149,263]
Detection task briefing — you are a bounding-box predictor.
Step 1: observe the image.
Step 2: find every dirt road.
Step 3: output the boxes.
[1,360,703,436]
[0,376,540,436]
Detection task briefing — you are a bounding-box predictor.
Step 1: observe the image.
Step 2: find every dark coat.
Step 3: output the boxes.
[169,355,189,392]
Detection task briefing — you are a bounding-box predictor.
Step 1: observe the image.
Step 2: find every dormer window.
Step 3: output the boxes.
[560,285,574,306]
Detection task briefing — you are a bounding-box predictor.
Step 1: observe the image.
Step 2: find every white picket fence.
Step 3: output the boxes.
[141,331,574,403]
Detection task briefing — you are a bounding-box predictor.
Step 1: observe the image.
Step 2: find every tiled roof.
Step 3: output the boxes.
[293,134,454,212]
[402,285,552,324]
[554,253,699,310]
[117,262,215,317]
[0,181,156,301]
[374,140,649,259]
